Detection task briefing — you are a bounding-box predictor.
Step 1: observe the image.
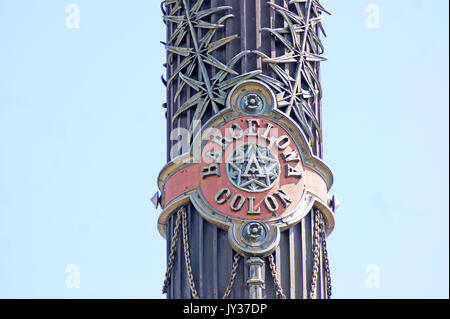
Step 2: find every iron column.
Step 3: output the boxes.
[155,0,337,299]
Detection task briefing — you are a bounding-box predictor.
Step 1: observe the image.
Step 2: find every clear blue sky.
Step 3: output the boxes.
[0,0,448,299]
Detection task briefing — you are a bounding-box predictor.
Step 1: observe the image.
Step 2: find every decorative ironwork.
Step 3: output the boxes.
[162,209,182,294]
[159,0,336,300]
[226,143,281,193]
[255,0,330,145]
[268,254,287,299]
[162,0,257,130]
[162,207,241,299]
[162,0,329,146]
[241,93,264,114]
[310,209,321,299]
[310,209,332,299]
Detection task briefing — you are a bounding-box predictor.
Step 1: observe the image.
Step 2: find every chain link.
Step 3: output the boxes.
[162,209,182,294]
[268,254,287,299]
[310,210,333,299]
[181,207,200,299]
[320,214,332,298]
[164,207,332,300]
[310,210,321,299]
[174,206,241,299]
[222,253,241,299]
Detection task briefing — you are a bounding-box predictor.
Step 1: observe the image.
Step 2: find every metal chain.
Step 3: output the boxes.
[162,209,182,294]
[165,207,332,299]
[320,214,332,299]
[268,254,287,299]
[181,206,241,299]
[164,207,332,299]
[181,207,200,299]
[310,210,321,299]
[222,253,241,299]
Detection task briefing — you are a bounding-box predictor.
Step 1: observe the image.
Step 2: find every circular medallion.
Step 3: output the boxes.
[199,116,307,221]
[240,93,265,114]
[228,80,275,115]
[226,143,280,193]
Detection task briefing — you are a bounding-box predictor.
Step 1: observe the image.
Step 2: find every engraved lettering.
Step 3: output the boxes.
[260,123,274,143]
[274,189,293,208]
[275,135,290,150]
[230,194,245,211]
[246,119,260,137]
[202,163,220,179]
[247,197,261,215]
[264,195,279,215]
[215,188,231,205]
[211,132,232,150]
[281,149,300,162]
[285,164,302,178]
[205,150,222,163]
[228,123,244,140]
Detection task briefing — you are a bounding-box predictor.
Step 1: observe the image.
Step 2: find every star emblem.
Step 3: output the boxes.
[227,144,280,192]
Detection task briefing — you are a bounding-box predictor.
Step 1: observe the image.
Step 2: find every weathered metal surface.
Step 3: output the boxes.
[165,206,332,299]
[246,258,265,299]
[156,110,336,244]
[160,0,333,299]
[159,114,332,219]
